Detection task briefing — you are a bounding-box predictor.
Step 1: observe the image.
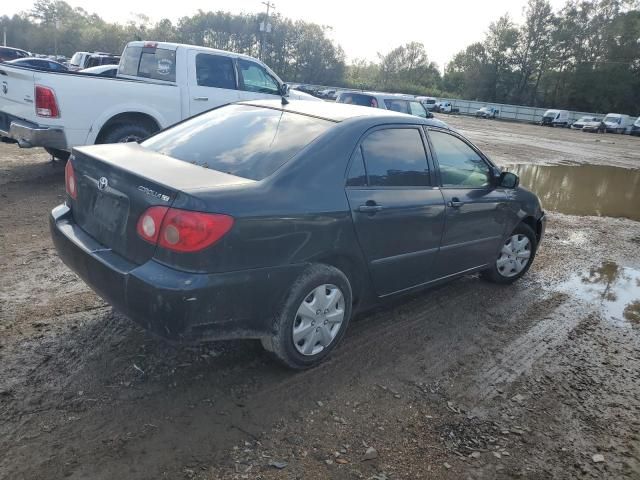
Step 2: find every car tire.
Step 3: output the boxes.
[100,123,154,144]
[481,223,537,285]
[45,148,70,161]
[262,264,353,370]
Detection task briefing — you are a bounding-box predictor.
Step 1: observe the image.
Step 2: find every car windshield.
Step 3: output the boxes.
[141,104,333,181]
[603,115,620,124]
[70,53,83,66]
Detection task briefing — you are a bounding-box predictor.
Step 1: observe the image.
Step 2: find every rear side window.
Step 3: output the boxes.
[360,128,429,187]
[384,99,410,114]
[120,46,176,82]
[428,130,490,188]
[141,104,332,181]
[196,53,236,89]
[337,93,378,108]
[346,147,367,187]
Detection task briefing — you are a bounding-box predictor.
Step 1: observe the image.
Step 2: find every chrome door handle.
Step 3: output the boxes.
[448,198,464,208]
[193,96,208,101]
[358,204,383,213]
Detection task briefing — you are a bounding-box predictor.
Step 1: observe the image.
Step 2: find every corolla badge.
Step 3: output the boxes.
[1,82,7,95]
[138,185,170,202]
[98,177,109,191]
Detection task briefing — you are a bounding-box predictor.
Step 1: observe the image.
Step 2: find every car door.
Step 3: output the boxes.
[187,50,240,116]
[425,128,509,278]
[236,58,282,101]
[345,127,446,297]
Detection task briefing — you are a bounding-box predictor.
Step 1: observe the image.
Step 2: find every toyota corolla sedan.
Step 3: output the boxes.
[51,100,546,369]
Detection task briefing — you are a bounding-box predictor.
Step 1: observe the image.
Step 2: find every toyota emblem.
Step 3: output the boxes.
[98,177,108,191]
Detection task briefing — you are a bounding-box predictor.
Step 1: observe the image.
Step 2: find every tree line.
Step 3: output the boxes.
[2,0,639,113]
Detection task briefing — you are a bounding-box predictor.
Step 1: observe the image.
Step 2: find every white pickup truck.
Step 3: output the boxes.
[0,41,318,160]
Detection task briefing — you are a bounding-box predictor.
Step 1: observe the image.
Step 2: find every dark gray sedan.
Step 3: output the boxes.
[50,100,546,369]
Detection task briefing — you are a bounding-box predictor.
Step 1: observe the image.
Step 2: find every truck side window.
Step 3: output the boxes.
[237,59,280,95]
[195,54,236,89]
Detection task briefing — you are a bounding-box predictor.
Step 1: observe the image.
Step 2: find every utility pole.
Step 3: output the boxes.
[259,1,275,61]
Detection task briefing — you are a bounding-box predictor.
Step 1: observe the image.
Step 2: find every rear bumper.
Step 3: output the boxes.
[50,204,304,341]
[0,115,67,150]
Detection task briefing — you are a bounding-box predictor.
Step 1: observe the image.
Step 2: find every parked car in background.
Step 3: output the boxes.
[571,116,599,129]
[476,106,499,119]
[68,51,119,71]
[7,57,68,72]
[540,109,569,127]
[0,46,30,62]
[631,117,640,137]
[336,91,440,122]
[602,113,632,134]
[416,96,438,111]
[51,99,545,369]
[80,64,118,77]
[318,88,338,99]
[582,119,605,133]
[436,101,453,113]
[0,41,321,161]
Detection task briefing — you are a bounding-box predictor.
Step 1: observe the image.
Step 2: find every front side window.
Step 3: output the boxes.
[360,128,429,187]
[429,130,490,188]
[237,59,280,95]
[195,53,236,89]
[142,104,332,181]
[384,99,410,114]
[409,101,427,118]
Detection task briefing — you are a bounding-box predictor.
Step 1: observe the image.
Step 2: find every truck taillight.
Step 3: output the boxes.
[35,85,60,118]
[137,207,234,253]
[64,159,77,199]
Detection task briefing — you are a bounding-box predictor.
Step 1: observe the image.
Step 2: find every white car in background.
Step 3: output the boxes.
[571,116,600,129]
[416,96,438,111]
[540,109,570,127]
[0,41,320,160]
[436,101,453,113]
[602,113,633,134]
[80,64,118,77]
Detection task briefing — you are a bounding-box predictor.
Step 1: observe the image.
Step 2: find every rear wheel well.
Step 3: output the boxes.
[314,255,365,309]
[95,112,160,144]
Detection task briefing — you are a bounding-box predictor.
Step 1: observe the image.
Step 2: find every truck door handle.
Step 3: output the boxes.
[358,203,383,213]
[448,198,464,208]
[193,96,209,101]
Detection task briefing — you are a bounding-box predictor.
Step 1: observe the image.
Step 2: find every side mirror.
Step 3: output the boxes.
[280,83,290,96]
[499,171,519,189]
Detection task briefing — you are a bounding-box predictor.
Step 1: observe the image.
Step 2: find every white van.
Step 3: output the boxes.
[437,101,453,113]
[602,113,633,134]
[540,109,570,127]
[416,96,438,111]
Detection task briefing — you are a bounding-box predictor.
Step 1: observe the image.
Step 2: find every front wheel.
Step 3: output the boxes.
[99,123,154,144]
[481,223,537,284]
[262,264,352,369]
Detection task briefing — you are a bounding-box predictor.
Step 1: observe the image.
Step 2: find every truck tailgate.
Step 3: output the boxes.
[0,65,37,127]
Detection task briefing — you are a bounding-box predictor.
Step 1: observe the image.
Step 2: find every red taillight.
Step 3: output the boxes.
[136,206,169,244]
[35,85,60,118]
[137,207,233,253]
[65,160,77,199]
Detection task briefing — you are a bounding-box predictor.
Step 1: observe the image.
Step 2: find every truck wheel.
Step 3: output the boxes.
[262,264,353,370]
[100,124,154,144]
[45,148,70,161]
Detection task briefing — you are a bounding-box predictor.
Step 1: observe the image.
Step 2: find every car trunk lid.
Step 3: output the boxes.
[0,65,38,130]
[70,142,252,265]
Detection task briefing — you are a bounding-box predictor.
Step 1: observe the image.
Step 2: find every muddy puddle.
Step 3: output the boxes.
[558,261,640,326]
[506,164,640,221]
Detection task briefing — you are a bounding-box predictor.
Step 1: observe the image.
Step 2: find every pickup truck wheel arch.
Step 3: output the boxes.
[95,113,161,144]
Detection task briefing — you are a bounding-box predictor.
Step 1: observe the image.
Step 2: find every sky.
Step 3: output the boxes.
[3,0,568,70]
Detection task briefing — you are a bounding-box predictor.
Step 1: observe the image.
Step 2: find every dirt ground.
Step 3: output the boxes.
[1,118,640,480]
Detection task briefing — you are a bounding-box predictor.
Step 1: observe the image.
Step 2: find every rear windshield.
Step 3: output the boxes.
[337,93,378,108]
[425,99,436,104]
[141,104,333,180]
[120,46,176,82]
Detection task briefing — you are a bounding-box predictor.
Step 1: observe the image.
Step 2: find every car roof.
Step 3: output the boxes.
[238,99,448,127]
